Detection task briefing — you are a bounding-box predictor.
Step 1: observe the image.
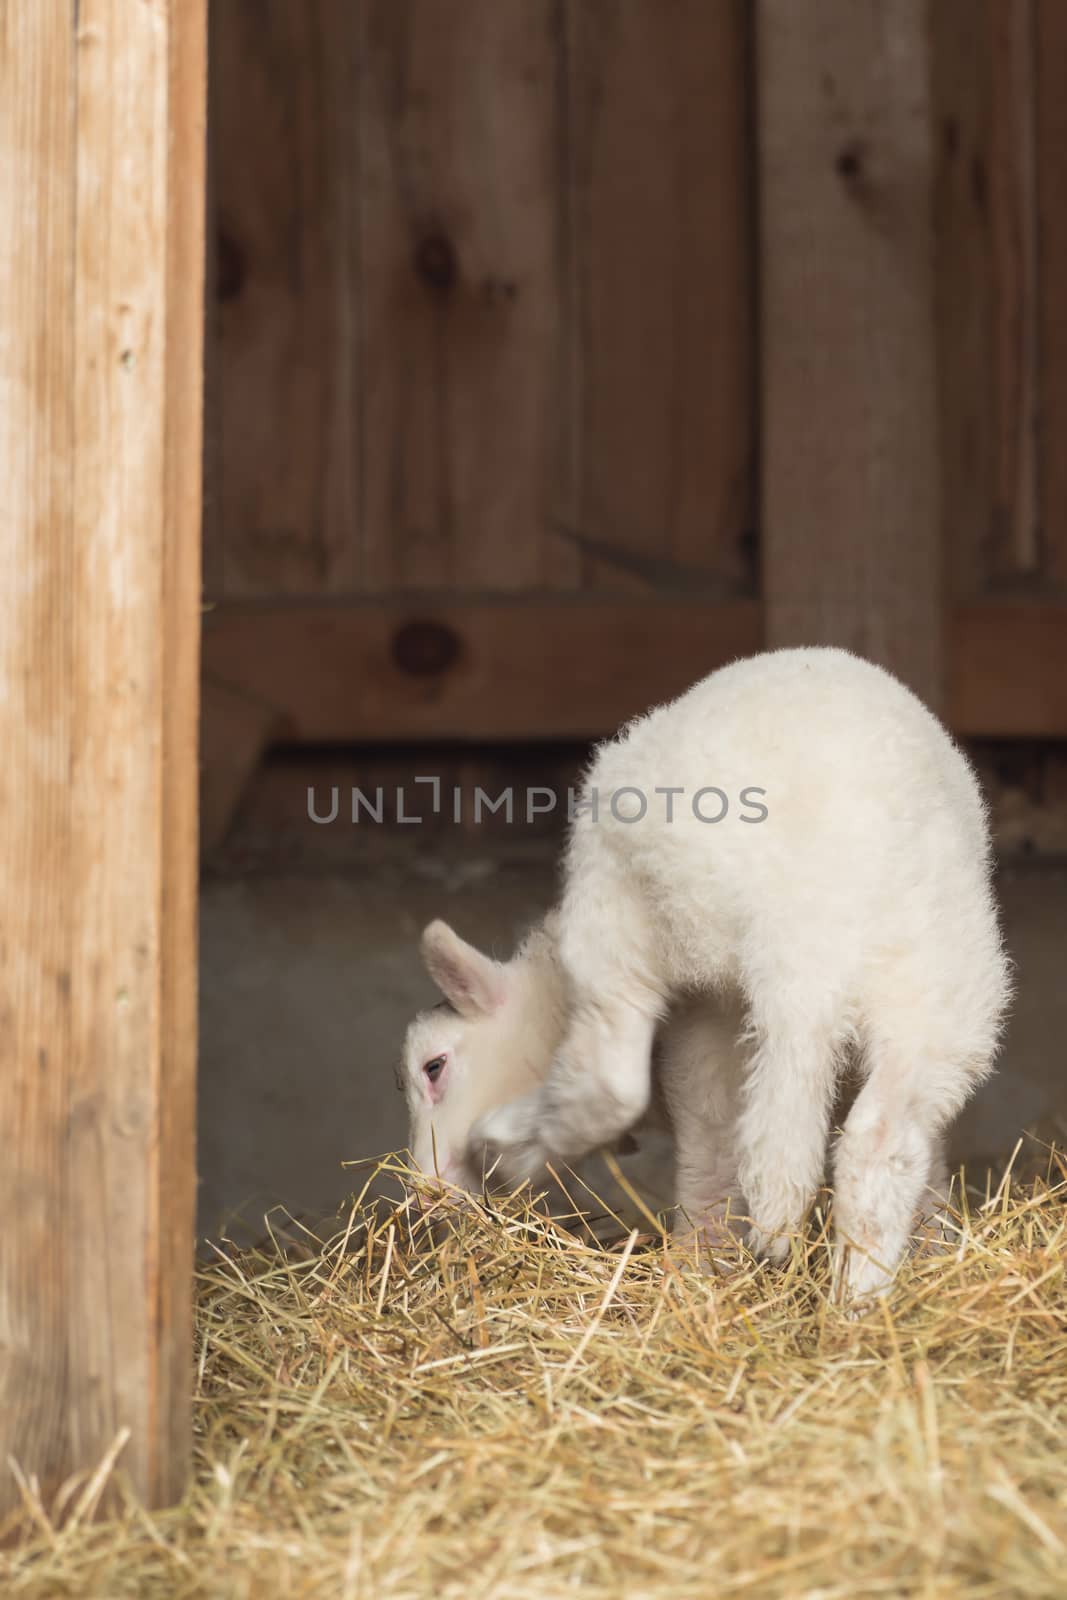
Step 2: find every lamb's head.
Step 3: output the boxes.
[401,917,567,1192]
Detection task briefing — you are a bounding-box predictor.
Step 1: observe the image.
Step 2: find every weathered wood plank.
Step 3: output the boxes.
[200,74,223,601]
[202,600,761,740]
[68,0,172,1504]
[757,0,943,704]
[208,0,358,596]
[206,0,754,601]
[933,0,1045,596]
[930,0,995,598]
[563,0,754,593]
[358,0,567,591]
[0,0,204,1514]
[158,0,207,1505]
[987,0,1040,581]
[0,0,79,1513]
[1036,0,1067,592]
[202,599,1067,741]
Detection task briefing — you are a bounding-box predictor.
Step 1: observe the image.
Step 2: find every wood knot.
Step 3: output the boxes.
[392,619,462,677]
[835,140,865,182]
[415,234,457,293]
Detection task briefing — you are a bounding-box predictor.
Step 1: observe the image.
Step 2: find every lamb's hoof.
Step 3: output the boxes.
[745,1224,792,1266]
[470,1095,551,1189]
[831,1245,894,1315]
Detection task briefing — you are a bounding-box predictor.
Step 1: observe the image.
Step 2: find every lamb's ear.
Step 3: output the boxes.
[420,921,507,1018]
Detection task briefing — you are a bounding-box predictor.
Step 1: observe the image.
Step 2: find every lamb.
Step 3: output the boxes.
[399,647,1011,1299]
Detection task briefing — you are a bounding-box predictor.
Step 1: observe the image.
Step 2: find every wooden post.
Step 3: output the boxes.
[756,1,943,706]
[0,0,206,1515]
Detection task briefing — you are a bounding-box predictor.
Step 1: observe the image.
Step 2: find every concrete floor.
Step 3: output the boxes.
[198,850,1066,1241]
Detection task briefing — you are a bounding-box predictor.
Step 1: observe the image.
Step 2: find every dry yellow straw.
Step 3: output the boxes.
[1,1144,1064,1599]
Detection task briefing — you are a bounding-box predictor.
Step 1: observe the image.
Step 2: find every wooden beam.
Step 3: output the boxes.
[202,600,762,741]
[201,599,1067,742]
[0,0,205,1516]
[756,1,943,706]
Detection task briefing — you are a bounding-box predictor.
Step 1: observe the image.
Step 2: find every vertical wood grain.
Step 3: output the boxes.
[932,0,1045,596]
[158,0,206,1505]
[0,0,78,1509]
[563,0,754,594]
[987,0,1040,581]
[930,0,995,598]
[0,0,204,1514]
[208,0,358,596]
[68,0,170,1494]
[1036,0,1067,592]
[757,0,943,704]
[205,0,755,602]
[200,66,223,601]
[358,0,567,591]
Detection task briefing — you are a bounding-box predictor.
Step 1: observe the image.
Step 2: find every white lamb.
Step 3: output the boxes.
[400,648,1010,1299]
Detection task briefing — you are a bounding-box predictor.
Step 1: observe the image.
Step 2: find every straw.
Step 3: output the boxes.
[1,1144,1065,1598]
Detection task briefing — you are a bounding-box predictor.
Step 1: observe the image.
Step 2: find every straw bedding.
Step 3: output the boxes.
[3,1147,1065,1600]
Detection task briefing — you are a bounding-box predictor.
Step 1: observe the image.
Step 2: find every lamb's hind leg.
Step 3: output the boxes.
[661,997,747,1263]
[832,1061,961,1303]
[913,1133,954,1256]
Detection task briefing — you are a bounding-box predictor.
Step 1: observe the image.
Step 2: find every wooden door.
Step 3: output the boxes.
[203,1,1067,754]
[202,0,758,742]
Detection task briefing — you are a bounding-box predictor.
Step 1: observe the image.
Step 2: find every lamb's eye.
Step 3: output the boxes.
[423,1055,447,1083]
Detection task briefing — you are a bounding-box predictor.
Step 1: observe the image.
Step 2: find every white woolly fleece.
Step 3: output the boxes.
[404,648,1010,1300]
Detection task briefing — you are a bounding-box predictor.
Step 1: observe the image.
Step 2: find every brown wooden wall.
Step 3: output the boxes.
[205,0,754,602]
[202,0,1067,763]
[934,0,1067,599]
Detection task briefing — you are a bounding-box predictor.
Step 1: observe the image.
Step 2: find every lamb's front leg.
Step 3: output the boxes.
[472,1000,657,1186]
[736,1009,841,1264]
[472,825,665,1185]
